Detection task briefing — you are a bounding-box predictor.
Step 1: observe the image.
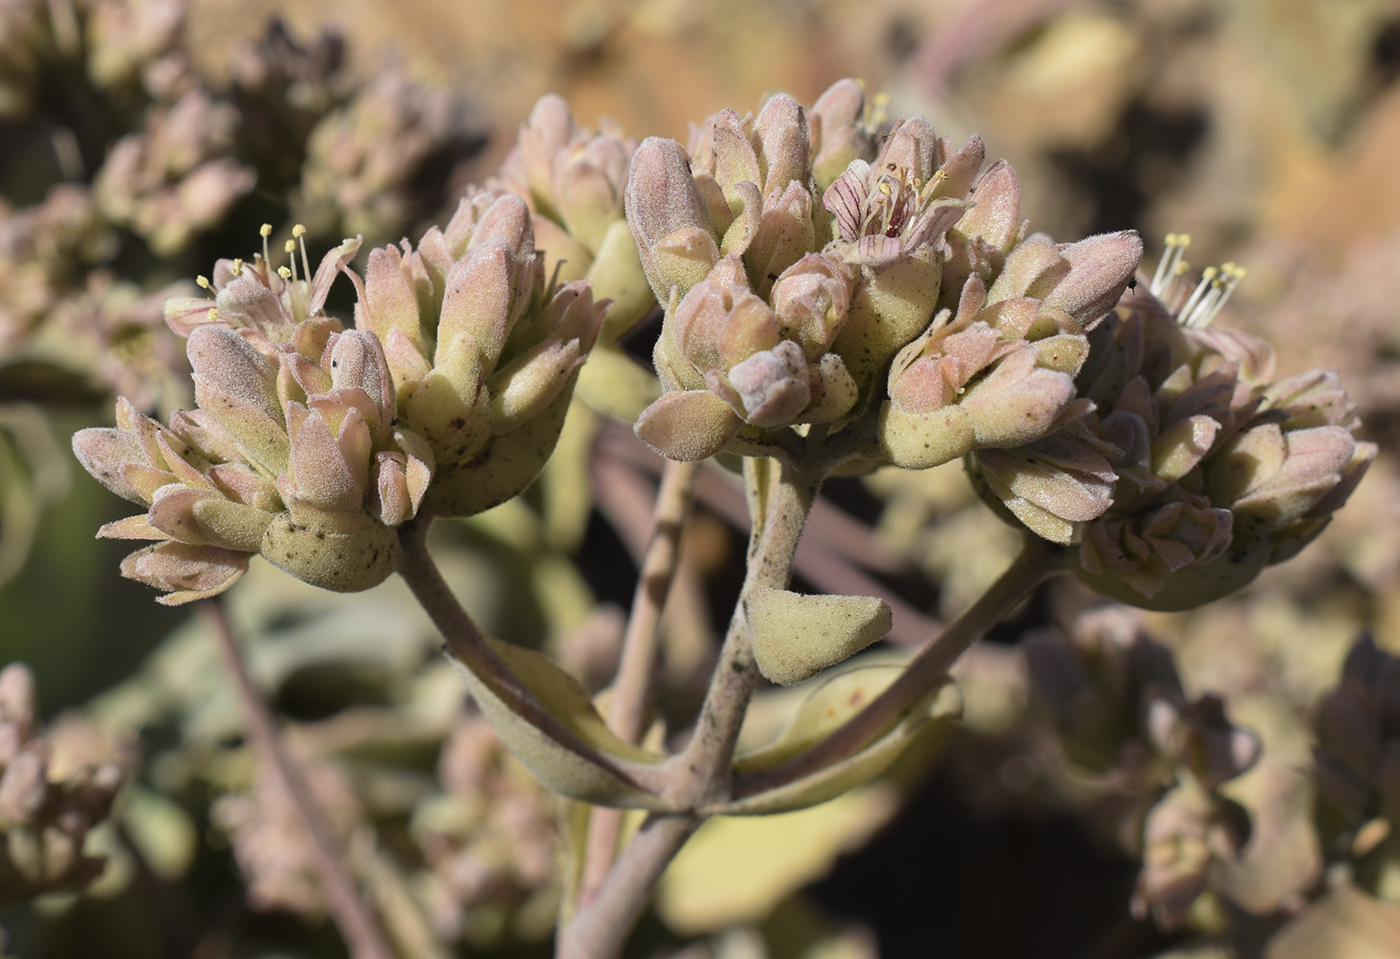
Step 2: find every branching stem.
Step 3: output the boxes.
[664,456,823,806]
[560,457,821,959]
[557,814,699,959]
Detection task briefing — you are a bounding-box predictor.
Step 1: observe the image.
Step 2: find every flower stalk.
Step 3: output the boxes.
[201,599,396,959]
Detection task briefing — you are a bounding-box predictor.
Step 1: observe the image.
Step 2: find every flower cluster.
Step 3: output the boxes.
[1023,606,1259,927]
[75,196,605,602]
[74,229,432,601]
[414,712,560,943]
[294,66,477,248]
[625,80,1140,467]
[974,239,1376,609]
[212,753,362,917]
[94,89,257,257]
[0,663,134,899]
[1,2,478,412]
[493,94,650,337]
[351,191,606,518]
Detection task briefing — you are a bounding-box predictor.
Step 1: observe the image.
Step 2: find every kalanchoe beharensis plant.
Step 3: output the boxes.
[61,79,1374,959]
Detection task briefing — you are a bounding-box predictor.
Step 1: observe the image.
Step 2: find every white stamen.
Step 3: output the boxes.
[1150,233,1190,299]
[293,224,312,281]
[1177,265,1218,326]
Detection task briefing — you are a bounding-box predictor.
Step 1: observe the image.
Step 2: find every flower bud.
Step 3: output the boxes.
[808,78,881,191]
[636,249,853,459]
[625,137,720,303]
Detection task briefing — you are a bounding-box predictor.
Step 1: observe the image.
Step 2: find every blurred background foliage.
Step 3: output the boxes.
[4,0,1400,956]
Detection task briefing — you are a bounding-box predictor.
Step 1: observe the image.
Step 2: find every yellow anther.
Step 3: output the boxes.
[231,258,245,276]
[1165,232,1178,245]
[260,224,272,238]
[291,224,307,238]
[1200,265,1219,281]
[284,239,297,254]
[277,266,292,279]
[1173,260,1190,276]
[206,308,219,320]
[196,275,211,289]
[1178,233,1192,247]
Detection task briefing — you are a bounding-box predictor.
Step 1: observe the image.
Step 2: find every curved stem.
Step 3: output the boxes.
[665,457,823,806]
[202,600,397,959]
[396,517,670,797]
[728,535,1066,803]
[580,459,699,905]
[608,458,702,743]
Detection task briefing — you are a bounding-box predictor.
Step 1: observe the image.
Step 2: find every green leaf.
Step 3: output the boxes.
[747,588,892,685]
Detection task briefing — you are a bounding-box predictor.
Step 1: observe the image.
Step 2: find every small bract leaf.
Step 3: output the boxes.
[878,401,975,470]
[748,589,892,686]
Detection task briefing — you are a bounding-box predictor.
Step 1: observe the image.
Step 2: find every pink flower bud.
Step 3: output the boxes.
[625,137,720,302]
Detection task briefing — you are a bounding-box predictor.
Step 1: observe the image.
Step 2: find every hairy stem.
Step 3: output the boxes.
[728,535,1066,803]
[202,600,397,959]
[581,459,700,905]
[396,516,669,797]
[666,457,823,806]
